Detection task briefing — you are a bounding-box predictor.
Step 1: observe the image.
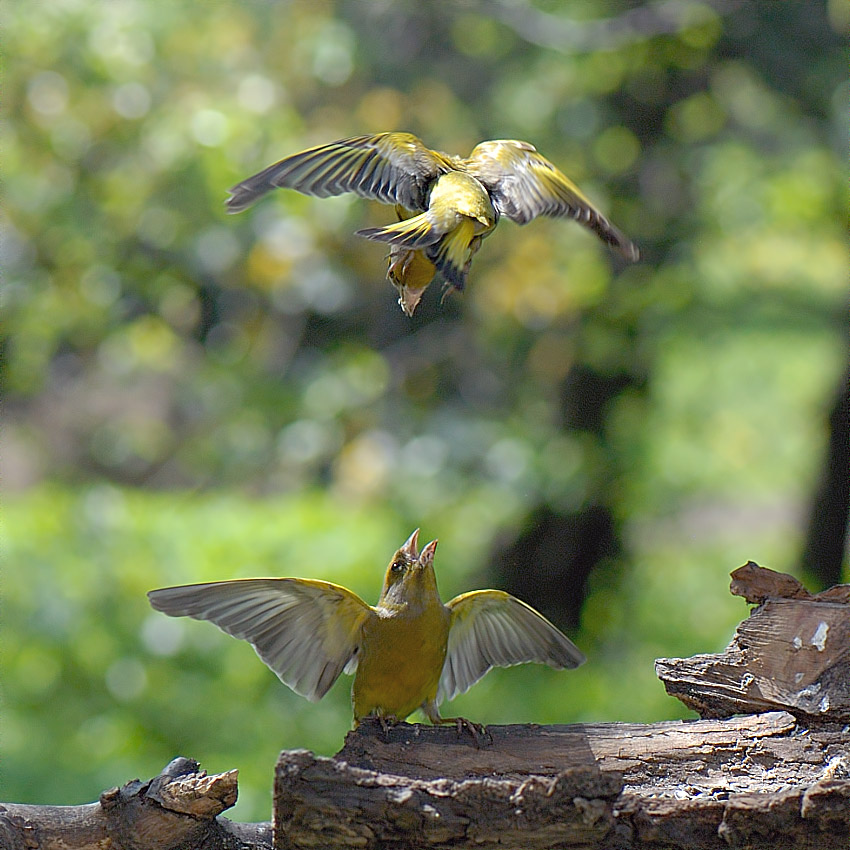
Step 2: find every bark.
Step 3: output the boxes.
[275,713,850,850]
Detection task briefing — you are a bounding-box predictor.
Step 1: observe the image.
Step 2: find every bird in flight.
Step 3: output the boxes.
[148,529,585,732]
[226,132,639,315]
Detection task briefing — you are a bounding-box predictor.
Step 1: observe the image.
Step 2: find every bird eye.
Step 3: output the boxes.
[391,559,405,573]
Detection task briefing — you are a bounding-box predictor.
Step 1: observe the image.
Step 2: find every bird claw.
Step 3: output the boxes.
[358,714,402,743]
[451,716,492,748]
[378,714,396,741]
[439,283,457,305]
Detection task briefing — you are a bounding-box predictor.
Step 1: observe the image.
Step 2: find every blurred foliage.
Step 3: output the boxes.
[5,0,848,823]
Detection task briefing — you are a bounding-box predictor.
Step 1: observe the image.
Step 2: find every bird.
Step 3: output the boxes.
[147,529,585,730]
[226,132,639,315]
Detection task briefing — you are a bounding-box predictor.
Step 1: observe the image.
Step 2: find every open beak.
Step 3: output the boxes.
[400,528,420,560]
[419,538,438,567]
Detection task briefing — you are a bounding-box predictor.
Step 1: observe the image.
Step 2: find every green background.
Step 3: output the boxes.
[6,0,847,822]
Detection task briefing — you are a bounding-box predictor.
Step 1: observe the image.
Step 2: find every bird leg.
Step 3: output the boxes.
[357,712,403,742]
[447,716,492,747]
[377,713,400,741]
[421,701,492,747]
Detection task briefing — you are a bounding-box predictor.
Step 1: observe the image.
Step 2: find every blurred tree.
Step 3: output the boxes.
[800,348,850,590]
[484,0,847,621]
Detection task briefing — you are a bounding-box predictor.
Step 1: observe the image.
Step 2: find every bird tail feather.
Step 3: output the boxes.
[355,213,441,249]
[427,219,476,291]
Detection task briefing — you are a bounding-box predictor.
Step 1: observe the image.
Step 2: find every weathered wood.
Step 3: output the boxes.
[273,713,850,850]
[657,563,850,721]
[276,747,618,850]
[0,758,272,850]
[729,561,850,605]
[337,710,796,784]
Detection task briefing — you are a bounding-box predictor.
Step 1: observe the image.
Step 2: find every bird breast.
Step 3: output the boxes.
[353,602,451,719]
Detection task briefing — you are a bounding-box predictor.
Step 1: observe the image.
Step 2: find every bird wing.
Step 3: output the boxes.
[437,589,586,704]
[148,578,374,701]
[226,132,455,213]
[465,140,639,261]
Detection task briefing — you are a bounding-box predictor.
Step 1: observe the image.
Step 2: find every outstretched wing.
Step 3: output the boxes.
[437,589,585,704]
[226,132,455,213]
[465,139,639,261]
[148,578,373,701]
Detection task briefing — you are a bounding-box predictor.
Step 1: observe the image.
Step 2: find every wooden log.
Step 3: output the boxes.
[656,563,850,721]
[0,758,272,850]
[273,712,850,849]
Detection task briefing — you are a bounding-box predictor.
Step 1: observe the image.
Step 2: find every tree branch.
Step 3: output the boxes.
[0,758,272,850]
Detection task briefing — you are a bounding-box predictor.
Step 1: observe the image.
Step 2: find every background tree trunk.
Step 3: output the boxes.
[800,353,850,590]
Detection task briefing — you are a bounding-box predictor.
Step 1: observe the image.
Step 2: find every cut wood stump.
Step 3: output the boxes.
[656,561,850,721]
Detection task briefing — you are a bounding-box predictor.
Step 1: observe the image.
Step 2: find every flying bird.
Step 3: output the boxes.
[148,529,585,729]
[226,132,639,315]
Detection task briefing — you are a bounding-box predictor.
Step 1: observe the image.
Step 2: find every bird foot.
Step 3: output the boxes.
[439,716,492,748]
[458,717,492,747]
[366,714,403,742]
[378,714,397,741]
[439,283,460,304]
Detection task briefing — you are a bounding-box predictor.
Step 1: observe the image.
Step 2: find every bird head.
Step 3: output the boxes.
[379,528,440,609]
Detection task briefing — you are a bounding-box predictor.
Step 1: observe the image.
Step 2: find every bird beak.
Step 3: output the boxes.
[400,528,420,560]
[419,539,438,568]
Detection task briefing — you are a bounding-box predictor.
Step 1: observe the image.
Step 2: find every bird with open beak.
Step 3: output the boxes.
[226,132,639,315]
[148,529,585,730]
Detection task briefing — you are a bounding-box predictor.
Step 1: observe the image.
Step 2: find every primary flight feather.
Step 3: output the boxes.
[226,132,639,315]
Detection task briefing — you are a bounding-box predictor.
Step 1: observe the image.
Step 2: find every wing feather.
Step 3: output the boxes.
[148,578,373,701]
[226,133,454,213]
[465,140,639,261]
[437,589,585,704]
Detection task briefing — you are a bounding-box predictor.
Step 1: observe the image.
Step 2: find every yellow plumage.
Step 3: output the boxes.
[226,132,639,315]
[148,529,585,726]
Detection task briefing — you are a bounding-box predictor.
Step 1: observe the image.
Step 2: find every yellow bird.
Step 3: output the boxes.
[147,529,585,728]
[226,132,639,315]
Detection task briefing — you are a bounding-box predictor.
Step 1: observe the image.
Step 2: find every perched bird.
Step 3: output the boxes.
[226,132,639,315]
[148,529,585,729]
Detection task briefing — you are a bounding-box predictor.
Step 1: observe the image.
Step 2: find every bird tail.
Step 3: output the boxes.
[427,219,476,291]
[355,212,442,249]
